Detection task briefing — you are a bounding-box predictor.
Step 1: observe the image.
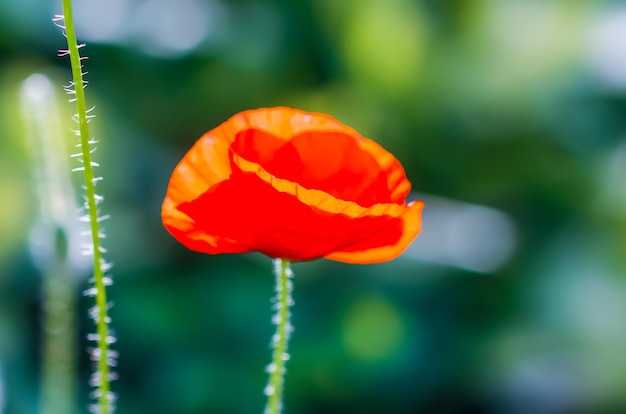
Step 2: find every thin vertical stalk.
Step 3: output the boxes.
[265,259,294,414]
[40,229,76,414]
[55,2,114,412]
[20,73,81,414]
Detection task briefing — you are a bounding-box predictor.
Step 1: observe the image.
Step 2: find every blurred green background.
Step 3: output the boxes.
[2,0,626,413]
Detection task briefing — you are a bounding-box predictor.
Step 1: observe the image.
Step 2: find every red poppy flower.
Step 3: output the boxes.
[162,107,423,264]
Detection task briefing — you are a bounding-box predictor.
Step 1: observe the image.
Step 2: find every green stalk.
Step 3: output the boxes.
[56,2,114,413]
[265,259,294,414]
[40,228,76,414]
[20,73,80,414]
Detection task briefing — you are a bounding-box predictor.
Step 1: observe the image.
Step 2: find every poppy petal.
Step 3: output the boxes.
[162,107,423,263]
[324,201,424,264]
[224,106,362,140]
[232,128,411,207]
[162,196,251,255]
[214,154,423,262]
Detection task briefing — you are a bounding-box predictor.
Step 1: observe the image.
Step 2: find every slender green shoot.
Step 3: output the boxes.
[20,73,80,414]
[54,3,116,413]
[265,258,294,414]
[39,227,77,414]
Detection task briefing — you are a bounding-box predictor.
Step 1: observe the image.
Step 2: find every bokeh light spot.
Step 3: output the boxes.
[404,194,517,273]
[134,0,212,57]
[74,0,131,42]
[341,0,425,96]
[587,7,626,89]
[342,296,405,361]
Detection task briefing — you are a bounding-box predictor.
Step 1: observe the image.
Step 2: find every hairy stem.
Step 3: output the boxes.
[265,258,294,414]
[58,1,113,412]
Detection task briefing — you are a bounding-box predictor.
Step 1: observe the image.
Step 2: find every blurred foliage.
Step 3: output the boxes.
[2,0,626,413]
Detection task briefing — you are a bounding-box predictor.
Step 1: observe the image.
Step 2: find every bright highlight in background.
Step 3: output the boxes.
[404,194,517,273]
[587,6,626,89]
[343,296,405,361]
[74,0,225,57]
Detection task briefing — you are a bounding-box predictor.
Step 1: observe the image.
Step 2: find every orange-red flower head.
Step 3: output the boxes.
[162,107,424,264]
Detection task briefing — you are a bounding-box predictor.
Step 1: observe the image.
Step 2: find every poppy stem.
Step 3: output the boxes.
[265,258,294,414]
[57,1,115,412]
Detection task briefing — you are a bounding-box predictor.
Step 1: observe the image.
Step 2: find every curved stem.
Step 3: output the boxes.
[265,259,293,414]
[59,1,112,412]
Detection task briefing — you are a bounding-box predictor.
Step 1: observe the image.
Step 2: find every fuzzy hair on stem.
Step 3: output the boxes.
[265,258,294,414]
[54,2,117,413]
